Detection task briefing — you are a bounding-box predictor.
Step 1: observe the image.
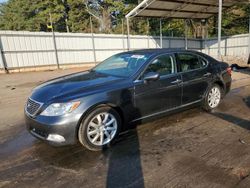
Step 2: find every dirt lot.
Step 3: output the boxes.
[0,68,250,188]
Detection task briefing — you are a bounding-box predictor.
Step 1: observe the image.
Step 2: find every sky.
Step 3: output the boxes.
[0,0,7,3]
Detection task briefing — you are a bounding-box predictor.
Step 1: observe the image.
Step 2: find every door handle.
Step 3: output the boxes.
[203,72,212,77]
[171,79,182,84]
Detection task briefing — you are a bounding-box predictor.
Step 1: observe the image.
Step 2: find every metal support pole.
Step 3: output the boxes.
[248,15,250,65]
[0,37,8,73]
[50,12,60,69]
[90,16,97,64]
[147,18,150,48]
[65,17,70,33]
[184,19,188,50]
[0,35,9,74]
[0,49,4,71]
[126,18,130,50]
[160,18,163,48]
[248,15,250,55]
[204,19,208,54]
[122,19,125,51]
[218,0,222,60]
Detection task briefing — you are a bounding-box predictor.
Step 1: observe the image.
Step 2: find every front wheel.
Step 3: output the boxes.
[202,84,222,111]
[78,106,121,151]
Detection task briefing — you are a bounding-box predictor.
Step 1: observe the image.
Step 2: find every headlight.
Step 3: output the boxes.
[40,101,81,116]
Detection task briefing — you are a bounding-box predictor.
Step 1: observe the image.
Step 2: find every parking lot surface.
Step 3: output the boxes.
[0,68,250,188]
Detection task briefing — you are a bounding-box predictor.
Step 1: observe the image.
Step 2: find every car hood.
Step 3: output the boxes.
[30,71,125,103]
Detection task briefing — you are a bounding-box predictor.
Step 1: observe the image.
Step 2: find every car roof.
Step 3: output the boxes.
[124,48,202,56]
[117,49,218,63]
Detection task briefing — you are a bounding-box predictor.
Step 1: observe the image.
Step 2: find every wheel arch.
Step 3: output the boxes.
[75,102,125,140]
[213,80,225,97]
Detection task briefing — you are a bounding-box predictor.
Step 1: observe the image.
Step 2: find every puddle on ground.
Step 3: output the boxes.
[231,87,245,94]
[0,129,35,159]
[0,125,143,172]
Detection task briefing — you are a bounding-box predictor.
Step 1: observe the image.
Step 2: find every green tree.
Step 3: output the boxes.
[85,0,128,33]
[0,0,68,32]
[66,0,91,32]
[208,4,250,37]
[0,0,249,37]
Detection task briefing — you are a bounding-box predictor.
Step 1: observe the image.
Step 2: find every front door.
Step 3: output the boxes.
[134,54,182,118]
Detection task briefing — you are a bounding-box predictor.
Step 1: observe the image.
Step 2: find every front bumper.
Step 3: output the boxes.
[25,113,81,146]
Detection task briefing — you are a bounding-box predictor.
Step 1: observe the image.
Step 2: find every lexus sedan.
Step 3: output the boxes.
[25,49,232,151]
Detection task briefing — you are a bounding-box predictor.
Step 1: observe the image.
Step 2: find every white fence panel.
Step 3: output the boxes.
[94,34,125,50]
[0,30,249,71]
[130,36,149,49]
[162,38,171,48]
[55,33,94,64]
[148,36,160,48]
[96,50,125,62]
[203,34,249,59]
[0,31,57,68]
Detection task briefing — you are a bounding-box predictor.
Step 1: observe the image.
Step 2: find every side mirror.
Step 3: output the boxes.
[143,72,160,83]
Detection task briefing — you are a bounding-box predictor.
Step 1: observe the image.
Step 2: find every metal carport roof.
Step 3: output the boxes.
[126,0,245,19]
[125,0,250,59]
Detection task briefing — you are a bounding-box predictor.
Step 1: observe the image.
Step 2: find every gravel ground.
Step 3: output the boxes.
[0,67,250,188]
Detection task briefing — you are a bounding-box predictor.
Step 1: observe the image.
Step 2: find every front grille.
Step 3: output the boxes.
[26,98,43,116]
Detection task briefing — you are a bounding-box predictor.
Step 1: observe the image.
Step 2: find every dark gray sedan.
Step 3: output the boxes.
[25,49,232,151]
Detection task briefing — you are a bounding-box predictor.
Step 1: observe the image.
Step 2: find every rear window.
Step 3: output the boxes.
[176,53,207,72]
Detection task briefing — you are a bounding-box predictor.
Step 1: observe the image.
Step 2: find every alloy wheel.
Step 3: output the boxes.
[208,86,221,108]
[86,112,117,146]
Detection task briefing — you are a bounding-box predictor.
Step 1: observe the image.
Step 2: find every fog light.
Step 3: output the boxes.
[47,134,65,143]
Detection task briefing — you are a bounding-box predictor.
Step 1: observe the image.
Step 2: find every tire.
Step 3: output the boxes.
[202,84,222,112]
[78,106,121,151]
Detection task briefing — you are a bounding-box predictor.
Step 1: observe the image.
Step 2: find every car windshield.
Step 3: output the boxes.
[93,53,151,78]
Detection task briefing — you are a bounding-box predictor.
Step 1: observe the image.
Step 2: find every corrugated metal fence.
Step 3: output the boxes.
[0,31,200,71]
[202,34,250,58]
[0,30,249,72]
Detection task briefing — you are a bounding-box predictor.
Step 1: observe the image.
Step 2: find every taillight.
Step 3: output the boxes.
[227,67,232,75]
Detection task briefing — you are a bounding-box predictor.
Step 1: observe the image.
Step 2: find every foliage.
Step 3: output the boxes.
[0,0,66,31]
[208,4,250,37]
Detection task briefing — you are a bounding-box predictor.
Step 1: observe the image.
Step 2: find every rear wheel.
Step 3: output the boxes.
[203,84,222,111]
[78,106,121,151]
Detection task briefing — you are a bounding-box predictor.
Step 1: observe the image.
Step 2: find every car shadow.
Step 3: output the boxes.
[231,64,250,76]
[212,112,250,130]
[243,96,250,108]
[104,129,144,188]
[212,95,250,130]
[236,69,250,76]
[103,89,145,188]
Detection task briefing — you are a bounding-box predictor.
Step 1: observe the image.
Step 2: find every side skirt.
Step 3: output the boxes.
[131,100,202,123]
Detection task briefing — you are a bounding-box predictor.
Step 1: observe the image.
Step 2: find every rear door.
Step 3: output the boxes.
[175,52,212,105]
[134,53,182,117]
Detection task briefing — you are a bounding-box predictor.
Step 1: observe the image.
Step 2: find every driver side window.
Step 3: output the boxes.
[144,54,175,76]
